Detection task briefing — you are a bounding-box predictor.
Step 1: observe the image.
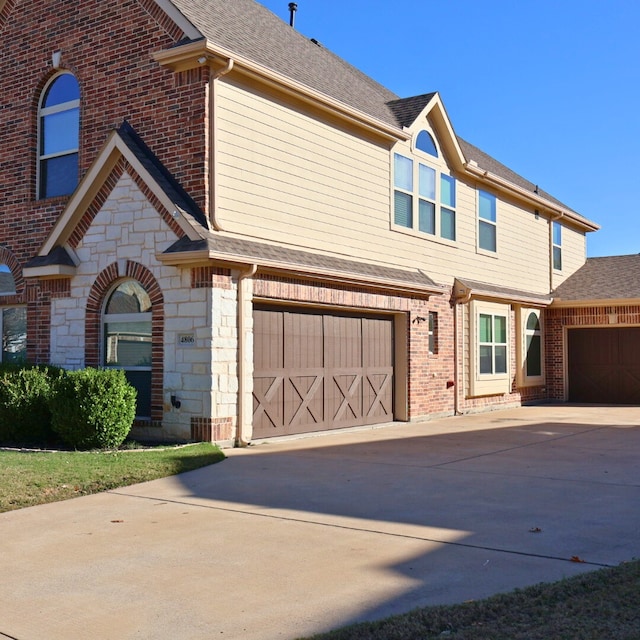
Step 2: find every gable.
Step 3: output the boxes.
[25,124,207,278]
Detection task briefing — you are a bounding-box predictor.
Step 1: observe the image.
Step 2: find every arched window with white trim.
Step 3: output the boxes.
[103,280,152,418]
[38,72,80,198]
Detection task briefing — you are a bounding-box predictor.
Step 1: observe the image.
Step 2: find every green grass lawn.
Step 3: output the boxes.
[300,559,640,640]
[0,443,225,513]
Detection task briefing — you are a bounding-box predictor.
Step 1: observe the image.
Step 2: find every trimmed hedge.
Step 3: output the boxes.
[0,364,63,446]
[49,368,137,450]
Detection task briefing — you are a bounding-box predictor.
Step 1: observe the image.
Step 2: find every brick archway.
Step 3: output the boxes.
[85,261,164,425]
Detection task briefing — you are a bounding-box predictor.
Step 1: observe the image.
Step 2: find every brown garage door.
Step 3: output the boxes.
[568,327,640,404]
[252,306,394,438]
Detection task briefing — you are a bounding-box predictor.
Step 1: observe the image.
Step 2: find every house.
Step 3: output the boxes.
[0,0,633,445]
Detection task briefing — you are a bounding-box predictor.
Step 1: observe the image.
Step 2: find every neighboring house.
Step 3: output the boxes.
[0,0,631,445]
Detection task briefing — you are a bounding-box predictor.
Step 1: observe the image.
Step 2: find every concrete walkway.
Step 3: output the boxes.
[1,405,639,639]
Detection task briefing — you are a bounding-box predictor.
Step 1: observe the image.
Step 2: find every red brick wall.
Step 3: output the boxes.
[0,0,207,269]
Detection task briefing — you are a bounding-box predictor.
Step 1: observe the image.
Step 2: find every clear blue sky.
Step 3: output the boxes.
[259,0,639,257]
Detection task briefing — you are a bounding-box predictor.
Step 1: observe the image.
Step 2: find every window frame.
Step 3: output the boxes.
[478,190,497,253]
[552,221,562,271]
[469,300,511,396]
[37,72,80,200]
[102,280,153,419]
[516,307,545,387]
[391,129,458,244]
[428,311,438,354]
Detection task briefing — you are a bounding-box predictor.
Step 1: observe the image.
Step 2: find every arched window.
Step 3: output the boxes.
[525,311,542,378]
[103,280,152,418]
[416,130,438,157]
[38,72,80,198]
[0,264,16,296]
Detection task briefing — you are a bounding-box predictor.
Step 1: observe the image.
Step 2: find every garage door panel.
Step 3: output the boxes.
[568,328,640,404]
[253,307,394,438]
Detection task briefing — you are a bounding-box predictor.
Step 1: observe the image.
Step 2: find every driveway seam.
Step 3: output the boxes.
[108,490,614,569]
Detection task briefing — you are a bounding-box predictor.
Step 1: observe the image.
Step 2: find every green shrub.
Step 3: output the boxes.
[50,368,137,450]
[0,365,64,446]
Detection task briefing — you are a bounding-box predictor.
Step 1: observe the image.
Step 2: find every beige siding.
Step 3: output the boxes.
[216,79,583,295]
[552,222,587,289]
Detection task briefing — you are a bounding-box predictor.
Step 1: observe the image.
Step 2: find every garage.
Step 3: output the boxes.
[252,306,395,438]
[567,327,640,404]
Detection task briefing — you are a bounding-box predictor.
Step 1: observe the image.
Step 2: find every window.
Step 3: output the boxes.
[428,311,438,354]
[393,149,456,241]
[552,221,562,270]
[1,307,27,364]
[517,308,544,386]
[0,264,17,296]
[416,130,438,157]
[478,190,497,252]
[479,313,507,375]
[38,73,80,198]
[103,280,152,418]
[470,301,510,396]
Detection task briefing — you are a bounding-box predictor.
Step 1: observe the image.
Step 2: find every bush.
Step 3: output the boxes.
[50,368,137,450]
[0,364,63,445]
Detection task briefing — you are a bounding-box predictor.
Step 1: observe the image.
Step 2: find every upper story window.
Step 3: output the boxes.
[478,190,497,252]
[393,133,456,241]
[38,72,80,199]
[552,221,562,270]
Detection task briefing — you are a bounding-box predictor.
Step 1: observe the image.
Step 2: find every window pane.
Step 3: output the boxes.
[105,321,152,367]
[479,219,497,251]
[394,191,413,227]
[0,266,16,295]
[479,190,496,222]
[479,314,492,342]
[553,246,562,271]
[441,207,456,240]
[123,370,152,418]
[418,164,435,200]
[527,312,540,331]
[416,130,438,157]
[106,281,152,314]
[479,345,493,374]
[553,221,562,246]
[418,199,435,234]
[526,335,542,376]
[2,307,27,364]
[41,108,80,155]
[40,153,79,198]
[495,345,507,373]
[43,74,80,107]
[441,174,456,207]
[394,154,413,191]
[494,316,507,343]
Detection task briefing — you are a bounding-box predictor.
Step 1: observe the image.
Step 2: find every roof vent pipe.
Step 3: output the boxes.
[288,2,297,27]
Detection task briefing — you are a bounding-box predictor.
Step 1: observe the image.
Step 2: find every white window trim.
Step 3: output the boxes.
[391,138,456,243]
[477,190,497,255]
[516,307,545,387]
[552,221,562,272]
[37,72,80,199]
[469,300,511,397]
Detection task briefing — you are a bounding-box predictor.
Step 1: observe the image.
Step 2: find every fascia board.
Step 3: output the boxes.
[153,41,409,143]
[550,297,640,308]
[464,162,599,232]
[152,0,203,40]
[157,250,442,296]
[22,264,77,279]
[419,94,466,172]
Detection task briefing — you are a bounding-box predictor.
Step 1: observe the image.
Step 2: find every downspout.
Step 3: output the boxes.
[236,263,257,447]
[208,58,234,231]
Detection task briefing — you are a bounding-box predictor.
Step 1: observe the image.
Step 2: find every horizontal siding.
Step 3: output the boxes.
[552,223,587,289]
[216,79,583,295]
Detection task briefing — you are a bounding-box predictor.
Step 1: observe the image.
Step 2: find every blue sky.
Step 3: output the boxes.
[259,0,639,257]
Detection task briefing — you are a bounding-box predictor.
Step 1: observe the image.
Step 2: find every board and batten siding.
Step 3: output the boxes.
[216,79,581,295]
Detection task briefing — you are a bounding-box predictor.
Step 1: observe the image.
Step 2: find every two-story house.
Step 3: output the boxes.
[1,0,634,445]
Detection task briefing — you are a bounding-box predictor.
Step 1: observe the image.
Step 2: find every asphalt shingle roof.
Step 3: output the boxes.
[552,255,640,302]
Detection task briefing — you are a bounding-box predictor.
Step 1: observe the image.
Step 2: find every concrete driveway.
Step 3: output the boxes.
[1,405,639,640]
